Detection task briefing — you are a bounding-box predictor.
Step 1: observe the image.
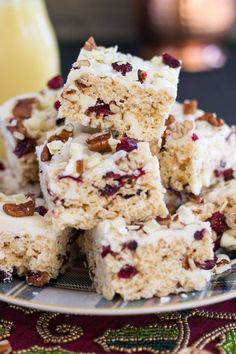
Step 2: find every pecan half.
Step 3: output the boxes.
[86,132,112,153]
[83,36,97,51]
[76,160,84,174]
[0,340,12,354]
[165,114,176,126]
[7,117,27,137]
[183,100,198,115]
[26,271,50,287]
[197,112,224,127]
[3,199,35,217]
[12,97,37,119]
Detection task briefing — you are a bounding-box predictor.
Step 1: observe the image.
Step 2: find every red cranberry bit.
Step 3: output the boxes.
[87,99,114,116]
[194,229,205,241]
[100,184,120,197]
[162,53,181,68]
[126,240,138,251]
[191,133,199,142]
[118,264,138,279]
[209,211,228,235]
[54,100,61,110]
[197,259,215,270]
[112,62,133,76]
[0,162,5,171]
[222,168,234,181]
[138,69,147,83]
[35,206,48,216]
[101,245,113,258]
[116,137,137,153]
[214,169,222,178]
[58,175,82,183]
[13,138,36,158]
[47,75,63,90]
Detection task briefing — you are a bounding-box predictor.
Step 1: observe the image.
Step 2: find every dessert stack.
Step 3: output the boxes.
[0,37,235,300]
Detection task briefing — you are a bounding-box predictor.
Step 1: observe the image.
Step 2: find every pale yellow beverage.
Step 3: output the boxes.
[0,0,60,103]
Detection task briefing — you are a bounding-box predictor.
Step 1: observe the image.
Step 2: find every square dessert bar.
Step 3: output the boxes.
[0,193,72,286]
[83,207,214,301]
[0,75,63,187]
[159,100,236,195]
[37,126,168,230]
[59,37,181,142]
[187,179,236,251]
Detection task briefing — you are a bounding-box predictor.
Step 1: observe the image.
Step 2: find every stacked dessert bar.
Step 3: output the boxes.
[0,37,235,300]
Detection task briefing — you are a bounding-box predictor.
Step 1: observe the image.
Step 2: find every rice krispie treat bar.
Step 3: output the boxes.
[159,100,236,195]
[0,75,63,187]
[186,179,236,251]
[0,193,73,286]
[37,126,168,230]
[59,37,181,142]
[83,207,214,300]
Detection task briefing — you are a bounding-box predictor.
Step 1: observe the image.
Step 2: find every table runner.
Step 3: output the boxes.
[0,299,236,353]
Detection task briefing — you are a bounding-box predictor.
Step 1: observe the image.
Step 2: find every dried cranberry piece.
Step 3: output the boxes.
[191,133,199,142]
[47,75,63,90]
[222,168,233,181]
[197,259,215,270]
[112,62,133,76]
[101,246,113,258]
[116,137,137,152]
[87,99,114,116]
[138,69,147,83]
[100,184,120,197]
[209,211,228,235]
[0,162,5,171]
[214,169,222,178]
[54,100,61,110]
[105,172,122,179]
[13,138,36,158]
[58,175,83,182]
[35,206,48,216]
[118,264,138,279]
[162,53,181,68]
[126,240,138,251]
[194,229,205,240]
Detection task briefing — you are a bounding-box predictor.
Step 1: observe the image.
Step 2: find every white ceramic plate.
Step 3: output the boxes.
[0,257,236,315]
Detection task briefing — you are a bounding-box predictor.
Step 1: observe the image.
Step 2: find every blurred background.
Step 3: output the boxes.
[1,0,236,123]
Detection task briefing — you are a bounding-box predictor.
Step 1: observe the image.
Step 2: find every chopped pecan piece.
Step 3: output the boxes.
[3,199,35,217]
[165,114,175,126]
[197,112,224,127]
[83,36,97,51]
[48,128,73,143]
[7,117,27,136]
[12,97,37,119]
[0,340,12,354]
[76,160,84,174]
[183,100,198,115]
[138,69,147,83]
[26,271,50,287]
[40,144,51,162]
[86,132,112,153]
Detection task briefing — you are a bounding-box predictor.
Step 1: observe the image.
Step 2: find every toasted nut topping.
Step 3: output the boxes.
[3,199,35,217]
[62,89,77,98]
[197,112,224,127]
[172,120,194,139]
[76,160,84,174]
[138,69,147,83]
[0,340,12,354]
[7,117,27,137]
[109,101,120,114]
[83,36,97,51]
[26,271,50,287]
[41,144,51,162]
[189,194,204,204]
[12,97,37,119]
[182,256,190,270]
[86,132,112,153]
[48,129,73,143]
[166,114,176,126]
[74,59,90,69]
[183,100,198,115]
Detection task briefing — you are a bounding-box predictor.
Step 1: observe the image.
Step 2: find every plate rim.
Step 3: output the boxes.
[0,288,236,315]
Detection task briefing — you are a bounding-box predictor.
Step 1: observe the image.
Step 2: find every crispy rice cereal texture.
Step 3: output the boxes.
[83,208,214,301]
[37,127,168,231]
[159,101,236,195]
[59,39,180,142]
